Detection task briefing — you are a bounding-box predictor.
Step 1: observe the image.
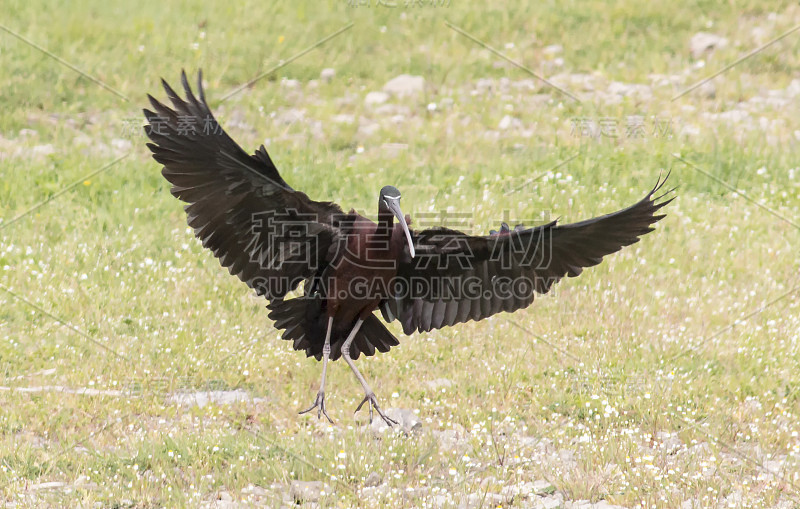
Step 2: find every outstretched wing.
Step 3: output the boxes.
[382,175,674,334]
[144,70,346,300]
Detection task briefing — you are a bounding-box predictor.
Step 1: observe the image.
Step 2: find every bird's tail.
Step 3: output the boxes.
[267,297,399,361]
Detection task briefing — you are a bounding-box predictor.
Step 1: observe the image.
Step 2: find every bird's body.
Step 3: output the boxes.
[327,213,405,324]
[145,71,674,425]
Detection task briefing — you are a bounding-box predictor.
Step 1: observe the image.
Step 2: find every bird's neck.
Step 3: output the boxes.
[376,211,393,239]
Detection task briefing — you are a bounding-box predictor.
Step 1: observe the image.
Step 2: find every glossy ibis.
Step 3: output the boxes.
[144,71,674,426]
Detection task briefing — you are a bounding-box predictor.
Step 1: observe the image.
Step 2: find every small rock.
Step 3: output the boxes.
[242,484,270,497]
[73,133,93,146]
[433,494,450,508]
[364,472,381,487]
[532,496,563,509]
[111,138,132,152]
[558,448,576,464]
[484,493,505,504]
[381,143,408,158]
[426,378,453,390]
[593,501,626,509]
[690,32,729,59]
[274,108,305,125]
[656,432,682,454]
[73,475,98,490]
[531,479,555,495]
[762,459,785,474]
[389,408,422,433]
[475,78,494,93]
[370,408,422,434]
[696,81,716,99]
[228,109,249,125]
[320,68,336,82]
[786,79,800,97]
[29,481,66,490]
[717,109,749,123]
[332,114,355,124]
[751,25,768,44]
[361,483,391,499]
[383,74,425,96]
[607,81,652,100]
[373,103,408,116]
[722,490,744,507]
[518,435,543,448]
[166,389,252,408]
[458,493,481,509]
[543,44,563,56]
[357,121,380,139]
[433,427,471,454]
[32,144,55,156]
[208,501,239,509]
[498,115,522,130]
[289,481,329,503]
[511,79,539,91]
[498,77,511,91]
[280,78,300,89]
[565,500,591,509]
[218,492,233,501]
[365,91,390,106]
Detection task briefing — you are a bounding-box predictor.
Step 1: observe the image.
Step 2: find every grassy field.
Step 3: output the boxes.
[1,0,800,507]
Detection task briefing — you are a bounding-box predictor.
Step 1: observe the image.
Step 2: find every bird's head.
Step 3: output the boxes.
[379,185,415,258]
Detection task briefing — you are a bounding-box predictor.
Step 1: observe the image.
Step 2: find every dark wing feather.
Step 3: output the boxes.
[387,174,674,334]
[144,70,345,300]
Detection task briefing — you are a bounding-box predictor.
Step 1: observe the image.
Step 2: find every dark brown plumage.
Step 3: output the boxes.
[384,176,673,334]
[144,70,674,425]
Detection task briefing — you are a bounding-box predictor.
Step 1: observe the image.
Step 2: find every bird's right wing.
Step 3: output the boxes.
[382,175,674,334]
[144,71,347,300]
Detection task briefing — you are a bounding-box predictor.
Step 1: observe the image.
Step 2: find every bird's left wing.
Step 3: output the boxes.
[144,70,347,300]
[382,175,674,334]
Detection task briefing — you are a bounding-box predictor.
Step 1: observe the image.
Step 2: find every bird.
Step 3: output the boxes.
[144,71,674,426]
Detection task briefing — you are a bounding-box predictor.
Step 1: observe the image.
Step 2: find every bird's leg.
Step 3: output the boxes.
[341,319,397,427]
[299,316,334,423]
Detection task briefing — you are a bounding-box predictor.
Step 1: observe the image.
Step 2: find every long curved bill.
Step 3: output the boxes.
[387,200,415,258]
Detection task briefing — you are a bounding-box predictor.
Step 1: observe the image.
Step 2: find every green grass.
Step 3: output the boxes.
[2,0,800,507]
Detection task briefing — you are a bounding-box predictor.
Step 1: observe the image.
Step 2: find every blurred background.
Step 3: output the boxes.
[1,1,799,507]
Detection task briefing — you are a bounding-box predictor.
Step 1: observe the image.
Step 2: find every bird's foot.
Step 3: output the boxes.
[355,391,397,427]
[299,390,333,424]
